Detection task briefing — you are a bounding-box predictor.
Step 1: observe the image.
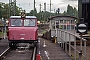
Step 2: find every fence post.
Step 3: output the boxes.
[63,31,64,50]
[79,50,82,60]
[65,32,67,52]
[69,34,71,56]
[79,34,83,60]
[84,40,86,60]
[60,31,62,47]
[74,35,76,60]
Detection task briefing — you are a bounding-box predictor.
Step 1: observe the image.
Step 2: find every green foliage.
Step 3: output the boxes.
[67,5,74,16]
[29,4,78,22]
[0,32,4,37]
[0,2,78,22]
[15,6,21,16]
[0,2,22,19]
[41,30,47,34]
[88,31,90,36]
[61,11,68,16]
[67,4,78,17]
[73,7,78,18]
[30,10,34,16]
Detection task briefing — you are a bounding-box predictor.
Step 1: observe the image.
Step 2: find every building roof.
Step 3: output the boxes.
[48,15,78,21]
[10,16,37,19]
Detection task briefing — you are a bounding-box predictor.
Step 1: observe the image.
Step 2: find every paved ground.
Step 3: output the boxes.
[0,39,8,54]
[38,38,72,60]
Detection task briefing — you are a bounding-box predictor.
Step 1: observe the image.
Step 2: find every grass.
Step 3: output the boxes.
[0,32,4,37]
[41,30,47,34]
[0,23,3,26]
[70,54,79,60]
[88,31,90,36]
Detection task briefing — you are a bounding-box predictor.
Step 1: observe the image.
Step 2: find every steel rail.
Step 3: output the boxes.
[0,47,11,59]
[32,47,37,60]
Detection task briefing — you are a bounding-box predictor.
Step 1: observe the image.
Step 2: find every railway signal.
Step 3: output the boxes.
[76,23,88,34]
[21,12,26,18]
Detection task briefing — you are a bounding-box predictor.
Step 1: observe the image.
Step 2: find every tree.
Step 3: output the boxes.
[30,10,34,16]
[73,7,78,17]
[0,2,5,18]
[15,6,21,16]
[67,5,74,16]
[62,11,67,16]
[2,4,9,19]
[29,8,37,16]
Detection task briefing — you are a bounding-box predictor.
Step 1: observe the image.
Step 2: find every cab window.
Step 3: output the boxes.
[24,19,36,26]
[11,19,22,26]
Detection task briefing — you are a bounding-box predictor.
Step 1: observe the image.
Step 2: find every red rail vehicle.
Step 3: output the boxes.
[7,13,38,47]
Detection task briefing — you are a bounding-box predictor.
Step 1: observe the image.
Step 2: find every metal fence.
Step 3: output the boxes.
[57,29,87,60]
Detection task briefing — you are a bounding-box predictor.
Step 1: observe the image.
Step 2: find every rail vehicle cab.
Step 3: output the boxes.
[7,13,38,47]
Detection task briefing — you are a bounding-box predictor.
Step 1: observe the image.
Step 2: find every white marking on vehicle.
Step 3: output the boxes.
[20,38,24,40]
[20,34,25,35]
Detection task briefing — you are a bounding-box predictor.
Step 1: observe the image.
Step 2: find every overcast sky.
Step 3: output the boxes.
[0,0,78,13]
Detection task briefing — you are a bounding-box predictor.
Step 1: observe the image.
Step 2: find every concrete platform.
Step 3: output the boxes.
[38,38,72,60]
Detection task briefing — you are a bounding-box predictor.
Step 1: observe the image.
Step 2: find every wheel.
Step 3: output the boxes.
[9,42,16,48]
[34,42,38,47]
[9,42,13,48]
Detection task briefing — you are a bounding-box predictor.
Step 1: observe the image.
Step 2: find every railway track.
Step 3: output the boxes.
[0,43,37,60]
[0,47,11,59]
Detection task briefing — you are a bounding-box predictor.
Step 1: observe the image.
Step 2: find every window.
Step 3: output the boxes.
[60,20,63,24]
[24,19,36,26]
[71,20,74,24]
[11,19,22,26]
[56,20,59,28]
[82,0,89,3]
[71,25,74,30]
[51,20,55,29]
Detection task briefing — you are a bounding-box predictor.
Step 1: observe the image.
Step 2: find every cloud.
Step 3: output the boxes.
[0,0,8,3]
[69,0,78,1]
[0,0,78,13]
[44,0,78,13]
[62,0,77,2]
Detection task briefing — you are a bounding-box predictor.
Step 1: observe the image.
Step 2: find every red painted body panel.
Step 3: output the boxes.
[7,16,38,44]
[8,27,38,41]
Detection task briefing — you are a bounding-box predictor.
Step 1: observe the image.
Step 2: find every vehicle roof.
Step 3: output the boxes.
[10,16,37,19]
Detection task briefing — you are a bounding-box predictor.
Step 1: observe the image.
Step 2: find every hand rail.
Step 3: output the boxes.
[57,29,87,60]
